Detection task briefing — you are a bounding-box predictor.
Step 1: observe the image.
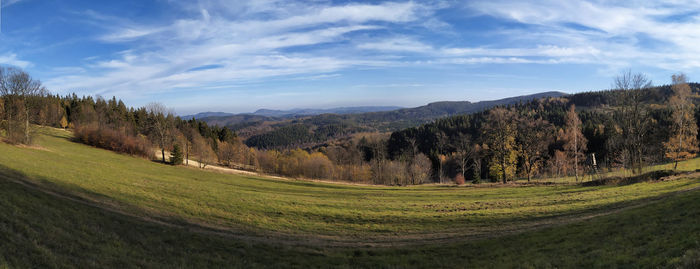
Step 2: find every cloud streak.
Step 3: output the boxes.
[23,0,700,112]
[46,1,431,97]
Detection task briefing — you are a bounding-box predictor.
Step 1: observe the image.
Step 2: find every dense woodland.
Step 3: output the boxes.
[2,65,699,185]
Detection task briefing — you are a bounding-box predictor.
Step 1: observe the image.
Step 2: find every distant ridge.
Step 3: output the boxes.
[195,91,568,149]
[181,112,235,120]
[252,106,403,117]
[183,106,403,119]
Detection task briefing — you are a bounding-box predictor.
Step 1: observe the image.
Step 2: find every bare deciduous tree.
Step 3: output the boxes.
[613,70,653,174]
[563,105,587,182]
[146,102,174,163]
[0,67,47,144]
[452,133,474,181]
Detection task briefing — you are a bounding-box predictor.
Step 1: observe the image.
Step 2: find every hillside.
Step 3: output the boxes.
[0,128,699,267]
[202,91,566,149]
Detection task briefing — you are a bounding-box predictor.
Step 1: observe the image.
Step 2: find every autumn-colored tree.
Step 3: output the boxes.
[516,112,553,181]
[484,107,518,183]
[303,152,334,179]
[563,105,587,181]
[218,141,237,167]
[59,115,68,129]
[664,73,699,169]
[549,150,569,178]
[454,173,465,185]
[191,132,214,168]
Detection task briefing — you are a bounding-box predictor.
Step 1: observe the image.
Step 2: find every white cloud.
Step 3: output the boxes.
[46,1,433,96]
[0,53,31,68]
[1,0,24,8]
[465,0,700,71]
[42,0,700,101]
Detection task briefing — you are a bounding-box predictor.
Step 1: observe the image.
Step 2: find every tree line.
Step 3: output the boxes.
[386,71,698,183]
[2,66,698,185]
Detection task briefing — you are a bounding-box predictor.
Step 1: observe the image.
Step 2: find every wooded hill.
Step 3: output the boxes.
[3,65,699,185]
[384,80,700,183]
[199,91,567,149]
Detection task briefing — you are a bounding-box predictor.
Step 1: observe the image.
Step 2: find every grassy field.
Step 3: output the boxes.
[1,127,699,267]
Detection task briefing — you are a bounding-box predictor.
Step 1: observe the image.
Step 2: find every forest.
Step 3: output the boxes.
[2,66,699,185]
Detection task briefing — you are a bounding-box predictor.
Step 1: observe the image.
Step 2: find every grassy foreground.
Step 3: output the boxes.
[0,163,699,268]
[0,128,699,267]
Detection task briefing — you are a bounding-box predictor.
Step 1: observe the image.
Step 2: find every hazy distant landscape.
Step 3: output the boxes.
[2,0,700,268]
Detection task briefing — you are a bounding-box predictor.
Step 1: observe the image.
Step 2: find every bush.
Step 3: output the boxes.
[73,126,151,158]
[454,174,465,185]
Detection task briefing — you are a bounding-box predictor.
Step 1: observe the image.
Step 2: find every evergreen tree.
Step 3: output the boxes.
[170,144,184,165]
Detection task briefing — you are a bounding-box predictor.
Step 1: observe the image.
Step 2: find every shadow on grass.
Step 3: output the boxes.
[582,170,691,187]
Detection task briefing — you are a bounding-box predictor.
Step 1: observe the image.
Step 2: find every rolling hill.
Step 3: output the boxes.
[198,91,567,149]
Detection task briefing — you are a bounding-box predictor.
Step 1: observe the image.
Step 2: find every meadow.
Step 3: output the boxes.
[0,127,699,267]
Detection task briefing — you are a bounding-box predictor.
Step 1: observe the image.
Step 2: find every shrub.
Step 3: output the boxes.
[73,126,151,158]
[454,174,465,185]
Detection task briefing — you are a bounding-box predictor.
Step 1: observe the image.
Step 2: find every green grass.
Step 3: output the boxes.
[0,127,699,267]
[0,162,698,268]
[0,127,699,242]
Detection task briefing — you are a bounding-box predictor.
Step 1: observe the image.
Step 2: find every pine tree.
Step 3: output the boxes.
[170,144,184,165]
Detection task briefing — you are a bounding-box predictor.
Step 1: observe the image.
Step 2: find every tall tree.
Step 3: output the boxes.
[484,107,517,183]
[613,70,653,174]
[563,105,587,181]
[516,113,553,182]
[664,73,699,169]
[0,67,47,144]
[451,133,474,181]
[146,102,173,163]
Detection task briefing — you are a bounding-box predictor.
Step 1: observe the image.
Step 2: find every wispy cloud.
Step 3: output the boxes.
[46,1,434,97]
[0,53,31,68]
[465,0,700,71]
[25,0,700,111]
[1,0,24,8]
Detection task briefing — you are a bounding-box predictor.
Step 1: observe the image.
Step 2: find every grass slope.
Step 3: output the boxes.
[0,128,699,244]
[0,166,698,268]
[0,128,699,267]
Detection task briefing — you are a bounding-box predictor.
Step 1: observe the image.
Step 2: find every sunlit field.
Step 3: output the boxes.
[0,128,697,242]
[1,128,699,267]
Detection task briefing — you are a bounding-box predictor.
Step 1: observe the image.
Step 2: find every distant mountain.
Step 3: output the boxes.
[183,106,403,120]
[252,106,403,117]
[181,112,236,120]
[354,91,568,129]
[197,91,567,149]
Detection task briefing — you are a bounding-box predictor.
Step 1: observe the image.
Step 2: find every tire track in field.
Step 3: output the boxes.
[3,174,699,248]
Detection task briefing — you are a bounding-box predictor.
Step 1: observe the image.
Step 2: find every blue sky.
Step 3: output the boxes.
[1,0,700,114]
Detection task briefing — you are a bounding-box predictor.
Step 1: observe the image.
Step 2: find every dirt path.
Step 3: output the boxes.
[4,173,699,248]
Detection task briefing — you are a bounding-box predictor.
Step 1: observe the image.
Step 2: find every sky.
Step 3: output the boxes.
[1,1,700,115]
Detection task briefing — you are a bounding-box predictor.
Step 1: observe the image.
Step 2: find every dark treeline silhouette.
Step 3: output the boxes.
[2,66,698,185]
